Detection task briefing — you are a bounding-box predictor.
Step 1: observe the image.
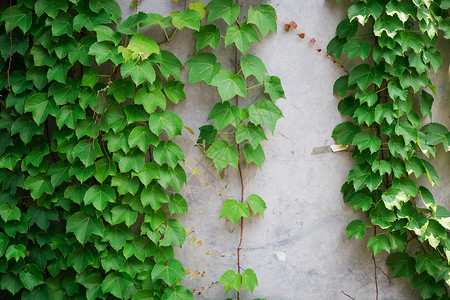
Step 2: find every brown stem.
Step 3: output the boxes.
[372,227,379,300]
[341,290,356,300]
[376,266,391,285]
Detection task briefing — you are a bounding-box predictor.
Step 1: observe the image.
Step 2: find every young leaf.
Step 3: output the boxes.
[225,23,259,54]
[235,122,267,149]
[346,220,367,240]
[247,4,277,37]
[264,76,285,100]
[205,140,239,171]
[159,219,186,248]
[241,54,267,83]
[206,0,240,26]
[220,199,249,226]
[248,194,266,217]
[172,9,202,31]
[367,234,391,255]
[211,70,246,101]
[120,59,156,86]
[207,101,240,130]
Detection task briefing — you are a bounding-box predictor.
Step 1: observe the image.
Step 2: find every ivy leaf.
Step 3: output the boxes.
[419,186,436,212]
[332,122,361,146]
[24,93,58,125]
[348,0,383,25]
[247,4,277,37]
[387,252,416,281]
[103,222,133,252]
[172,9,202,31]
[151,259,185,286]
[169,194,188,216]
[219,270,242,293]
[162,286,194,300]
[154,51,182,80]
[248,194,266,217]
[73,9,111,32]
[135,85,166,114]
[107,79,134,103]
[211,70,246,101]
[124,105,149,124]
[381,187,408,210]
[163,81,185,104]
[89,41,122,66]
[416,252,442,276]
[94,158,117,183]
[411,273,446,299]
[105,104,127,133]
[193,25,220,51]
[186,53,221,84]
[149,110,183,139]
[348,64,374,91]
[243,144,265,168]
[28,205,58,231]
[127,33,160,60]
[249,99,283,134]
[348,164,382,192]
[72,139,103,166]
[141,184,169,211]
[35,0,67,18]
[19,264,43,291]
[342,39,370,60]
[23,174,53,199]
[264,76,285,101]
[208,101,240,130]
[46,11,73,37]
[66,211,104,245]
[94,25,122,45]
[367,234,391,255]
[220,199,249,226]
[337,18,358,39]
[352,131,381,153]
[83,185,116,211]
[105,129,131,154]
[225,23,259,54]
[137,162,160,187]
[242,268,258,292]
[0,5,31,33]
[154,141,185,169]
[128,126,158,152]
[236,123,267,149]
[373,14,403,38]
[89,0,122,22]
[241,54,267,83]
[206,0,240,26]
[145,243,174,263]
[111,173,140,196]
[205,140,238,171]
[160,219,186,248]
[158,164,186,192]
[346,220,367,240]
[115,148,145,173]
[123,236,148,262]
[395,119,418,144]
[121,59,156,86]
[349,193,372,212]
[117,11,147,34]
[56,104,85,130]
[101,272,135,299]
[67,247,95,274]
[399,70,428,93]
[5,244,26,261]
[1,272,23,295]
[76,270,104,300]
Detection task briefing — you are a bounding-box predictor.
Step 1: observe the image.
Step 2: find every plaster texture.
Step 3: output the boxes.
[117,1,449,299]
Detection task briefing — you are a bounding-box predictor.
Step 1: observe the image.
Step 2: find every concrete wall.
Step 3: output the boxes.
[118,1,450,299]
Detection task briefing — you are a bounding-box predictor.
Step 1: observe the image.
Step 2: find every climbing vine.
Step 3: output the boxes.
[328,0,450,299]
[0,0,281,299]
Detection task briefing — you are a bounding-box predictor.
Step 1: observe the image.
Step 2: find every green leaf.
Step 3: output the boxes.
[94,25,122,45]
[387,252,416,281]
[419,186,436,212]
[187,53,221,84]
[420,90,433,119]
[137,162,160,187]
[149,110,183,139]
[208,101,240,130]
[6,244,26,261]
[211,70,246,101]
[352,131,381,153]
[172,9,202,31]
[370,202,397,229]
[264,76,285,100]
[23,174,53,199]
[348,64,374,91]
[160,219,186,248]
[35,0,67,18]
[373,14,403,38]
[1,5,32,33]
[46,11,73,36]
[128,126,158,152]
[236,123,267,149]
[348,0,383,25]
[411,272,446,299]
[123,236,148,262]
[47,60,73,83]
[164,81,185,104]
[249,99,283,134]
[154,141,185,169]
[156,51,182,80]
[342,39,370,60]
[67,247,95,273]
[117,11,147,34]
[124,104,150,125]
[151,259,185,286]
[19,264,43,291]
[102,272,136,299]
[0,204,21,222]
[158,164,186,192]
[66,211,104,245]
[135,84,166,114]
[248,194,266,217]
[127,33,160,60]
[107,79,135,103]
[219,270,242,293]
[206,0,240,26]
[105,104,127,133]
[94,158,117,183]
[395,119,418,144]
[1,272,23,295]
[242,268,258,292]
[193,25,220,51]
[247,4,277,37]
[349,193,372,212]
[48,79,79,105]
[83,185,116,211]
[76,270,104,300]
[241,54,267,83]
[371,160,391,176]
[73,9,110,32]
[337,18,358,39]
[89,41,122,66]
[205,140,238,171]
[121,58,156,86]
[416,252,442,276]
[102,224,133,251]
[56,104,85,130]
[332,122,361,146]
[115,148,145,173]
[162,286,194,300]
[220,199,249,226]
[367,234,391,255]
[381,187,407,210]
[348,164,382,192]
[141,184,169,210]
[69,36,96,66]
[24,93,58,125]
[111,173,140,196]
[225,23,259,54]
[243,144,265,168]
[399,70,428,93]
[346,220,367,240]
[0,232,9,257]
[28,205,58,231]
[81,69,98,89]
[169,194,188,216]
[26,67,48,91]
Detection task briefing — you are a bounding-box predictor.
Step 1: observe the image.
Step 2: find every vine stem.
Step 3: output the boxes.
[372,228,379,300]
[341,290,356,300]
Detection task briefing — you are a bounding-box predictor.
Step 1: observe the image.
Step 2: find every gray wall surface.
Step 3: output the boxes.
[118,1,449,299]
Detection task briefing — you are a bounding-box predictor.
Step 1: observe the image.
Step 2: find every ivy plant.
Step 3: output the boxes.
[329,0,450,299]
[0,0,282,299]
